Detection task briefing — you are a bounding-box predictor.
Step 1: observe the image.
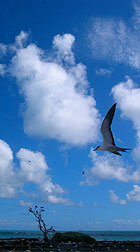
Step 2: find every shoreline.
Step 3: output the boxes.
[1,230,140,241]
[0,238,140,251]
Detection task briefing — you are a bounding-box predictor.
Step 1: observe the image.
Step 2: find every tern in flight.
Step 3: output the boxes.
[94,103,131,156]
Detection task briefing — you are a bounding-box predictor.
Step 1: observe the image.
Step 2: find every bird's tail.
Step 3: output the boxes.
[116,147,131,152]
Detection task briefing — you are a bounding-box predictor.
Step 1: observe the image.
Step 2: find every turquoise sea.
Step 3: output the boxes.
[84,231,140,241]
[0,230,140,241]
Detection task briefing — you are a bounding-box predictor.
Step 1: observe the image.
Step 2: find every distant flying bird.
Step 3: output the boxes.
[93,103,131,156]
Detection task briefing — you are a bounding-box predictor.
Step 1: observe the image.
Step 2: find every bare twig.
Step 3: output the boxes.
[29,206,55,241]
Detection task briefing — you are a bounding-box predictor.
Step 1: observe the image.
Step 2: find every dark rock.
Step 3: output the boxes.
[0,237,140,251]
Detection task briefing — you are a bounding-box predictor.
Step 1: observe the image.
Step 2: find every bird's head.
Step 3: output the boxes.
[93,145,100,151]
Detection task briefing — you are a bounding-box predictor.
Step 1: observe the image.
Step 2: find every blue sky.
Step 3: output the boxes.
[1,0,140,231]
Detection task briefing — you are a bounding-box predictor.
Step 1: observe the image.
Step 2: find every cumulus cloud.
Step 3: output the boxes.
[133,0,140,30]
[16,148,71,204]
[0,64,6,76]
[109,184,140,204]
[52,33,75,64]
[110,190,127,205]
[0,43,7,56]
[17,148,50,185]
[81,150,139,186]
[47,195,74,205]
[0,139,75,205]
[0,139,21,198]
[95,68,113,76]
[15,30,29,48]
[126,185,140,201]
[20,200,33,207]
[111,76,140,160]
[112,77,140,129]
[7,31,100,146]
[88,1,140,69]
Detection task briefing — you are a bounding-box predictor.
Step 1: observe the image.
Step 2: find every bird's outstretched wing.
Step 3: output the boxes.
[100,103,117,146]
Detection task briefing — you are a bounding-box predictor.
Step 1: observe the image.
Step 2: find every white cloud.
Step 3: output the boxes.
[88,1,140,69]
[47,195,74,205]
[94,202,104,208]
[110,190,127,205]
[0,64,6,76]
[16,148,71,204]
[0,139,74,205]
[112,218,140,227]
[88,220,103,227]
[135,219,140,225]
[132,0,140,30]
[78,201,84,207]
[81,150,139,185]
[20,200,33,207]
[126,185,140,201]
[52,33,75,64]
[112,219,133,226]
[109,185,140,204]
[0,140,21,198]
[111,76,140,161]
[8,31,100,146]
[95,68,113,76]
[112,77,140,129]
[46,195,83,206]
[94,221,103,225]
[17,148,50,185]
[15,30,29,48]
[52,209,57,214]
[112,219,125,224]
[0,43,7,56]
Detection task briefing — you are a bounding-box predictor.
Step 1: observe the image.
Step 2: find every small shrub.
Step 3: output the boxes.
[52,232,96,243]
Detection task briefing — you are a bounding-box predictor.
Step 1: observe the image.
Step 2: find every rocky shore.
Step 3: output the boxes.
[0,238,140,251]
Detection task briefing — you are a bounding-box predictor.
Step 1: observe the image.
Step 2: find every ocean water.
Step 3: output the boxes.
[0,230,140,241]
[0,230,43,239]
[84,231,140,241]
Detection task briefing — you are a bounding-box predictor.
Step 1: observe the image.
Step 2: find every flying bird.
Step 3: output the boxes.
[93,103,131,156]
